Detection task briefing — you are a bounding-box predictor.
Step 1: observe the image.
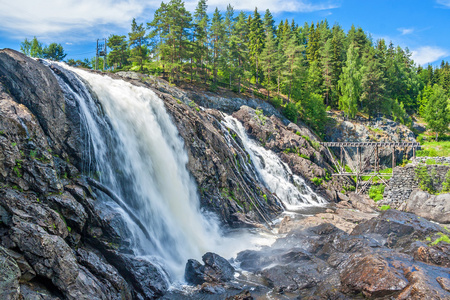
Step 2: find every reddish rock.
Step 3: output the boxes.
[414,244,450,267]
[340,254,408,297]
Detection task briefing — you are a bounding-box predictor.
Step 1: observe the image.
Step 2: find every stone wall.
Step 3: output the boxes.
[414,156,450,164]
[383,163,450,207]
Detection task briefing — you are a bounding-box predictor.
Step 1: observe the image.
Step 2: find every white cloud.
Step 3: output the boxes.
[397,28,414,35]
[411,46,448,65]
[436,0,450,8]
[0,0,148,38]
[0,0,340,41]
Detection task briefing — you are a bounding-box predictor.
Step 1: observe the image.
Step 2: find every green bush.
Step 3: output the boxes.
[269,96,283,108]
[283,102,298,123]
[430,232,450,246]
[369,184,385,202]
[442,170,450,193]
[379,205,391,211]
[414,165,437,194]
[312,177,323,186]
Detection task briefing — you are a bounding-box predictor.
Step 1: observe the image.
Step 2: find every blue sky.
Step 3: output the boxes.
[0,0,449,66]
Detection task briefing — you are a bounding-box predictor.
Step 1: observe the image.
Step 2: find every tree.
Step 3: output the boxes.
[248,7,264,84]
[193,0,209,83]
[107,34,128,69]
[260,10,277,100]
[424,84,450,141]
[338,43,362,118]
[210,8,224,84]
[43,43,67,61]
[360,47,386,118]
[20,38,32,56]
[128,18,147,71]
[230,11,249,93]
[301,93,327,132]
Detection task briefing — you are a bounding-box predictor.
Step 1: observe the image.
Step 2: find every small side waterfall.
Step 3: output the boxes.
[223,116,326,210]
[50,63,221,279]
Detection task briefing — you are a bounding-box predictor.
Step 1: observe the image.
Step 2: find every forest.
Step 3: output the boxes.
[20,0,450,138]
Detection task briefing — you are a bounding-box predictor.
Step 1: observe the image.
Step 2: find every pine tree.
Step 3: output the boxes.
[20,38,32,56]
[338,43,362,118]
[107,35,128,69]
[128,18,147,71]
[210,8,224,85]
[223,5,234,88]
[42,43,67,61]
[30,37,43,58]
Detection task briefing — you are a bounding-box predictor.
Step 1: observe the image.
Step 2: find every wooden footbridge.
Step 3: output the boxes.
[320,142,421,193]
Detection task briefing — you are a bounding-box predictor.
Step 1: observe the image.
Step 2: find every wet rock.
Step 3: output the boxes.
[9,220,110,299]
[351,209,444,249]
[203,252,236,283]
[340,253,408,297]
[414,244,450,267]
[0,49,89,170]
[101,252,169,299]
[0,246,21,300]
[3,248,36,282]
[185,259,206,285]
[76,248,132,299]
[46,192,87,232]
[437,277,450,292]
[0,188,68,238]
[185,252,235,285]
[405,190,450,224]
[0,92,61,193]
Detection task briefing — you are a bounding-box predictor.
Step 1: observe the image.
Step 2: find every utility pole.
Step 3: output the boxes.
[95,38,108,71]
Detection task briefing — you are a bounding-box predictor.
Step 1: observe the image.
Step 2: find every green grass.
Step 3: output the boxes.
[430,232,450,246]
[417,140,450,157]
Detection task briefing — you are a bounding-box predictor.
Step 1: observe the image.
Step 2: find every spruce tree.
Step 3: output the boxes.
[338,43,362,118]
[210,8,224,85]
[248,8,265,84]
[424,84,450,141]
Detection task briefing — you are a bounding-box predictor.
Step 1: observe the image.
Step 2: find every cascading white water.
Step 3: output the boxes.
[50,63,223,279]
[223,116,327,210]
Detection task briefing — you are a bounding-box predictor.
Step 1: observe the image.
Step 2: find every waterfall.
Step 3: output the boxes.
[49,63,222,280]
[223,116,326,210]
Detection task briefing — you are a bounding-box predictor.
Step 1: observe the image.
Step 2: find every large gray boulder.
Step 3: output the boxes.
[405,190,450,224]
[0,246,21,300]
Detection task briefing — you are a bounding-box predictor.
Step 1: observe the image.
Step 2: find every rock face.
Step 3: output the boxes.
[0,50,169,299]
[232,106,350,201]
[325,111,416,166]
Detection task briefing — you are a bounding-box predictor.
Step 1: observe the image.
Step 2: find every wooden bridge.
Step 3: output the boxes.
[320,142,421,193]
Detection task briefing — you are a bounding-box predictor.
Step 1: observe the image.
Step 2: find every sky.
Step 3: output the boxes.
[0,0,449,66]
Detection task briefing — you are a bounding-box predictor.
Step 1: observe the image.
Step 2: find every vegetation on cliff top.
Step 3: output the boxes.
[20,0,450,139]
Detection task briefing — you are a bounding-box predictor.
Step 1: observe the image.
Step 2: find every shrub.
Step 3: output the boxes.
[283,102,298,123]
[312,177,323,186]
[430,232,450,246]
[442,170,450,193]
[379,205,391,211]
[369,184,385,202]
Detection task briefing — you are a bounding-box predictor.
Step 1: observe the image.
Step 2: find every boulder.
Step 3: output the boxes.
[405,190,450,224]
[185,252,235,285]
[341,253,407,297]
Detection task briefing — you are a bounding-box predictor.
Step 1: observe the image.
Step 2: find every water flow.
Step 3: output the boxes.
[223,116,327,210]
[51,63,222,279]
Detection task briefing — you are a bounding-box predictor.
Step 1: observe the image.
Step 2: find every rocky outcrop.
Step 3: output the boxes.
[232,106,351,201]
[0,50,168,299]
[403,190,450,224]
[235,209,450,299]
[0,49,90,171]
[325,111,416,166]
